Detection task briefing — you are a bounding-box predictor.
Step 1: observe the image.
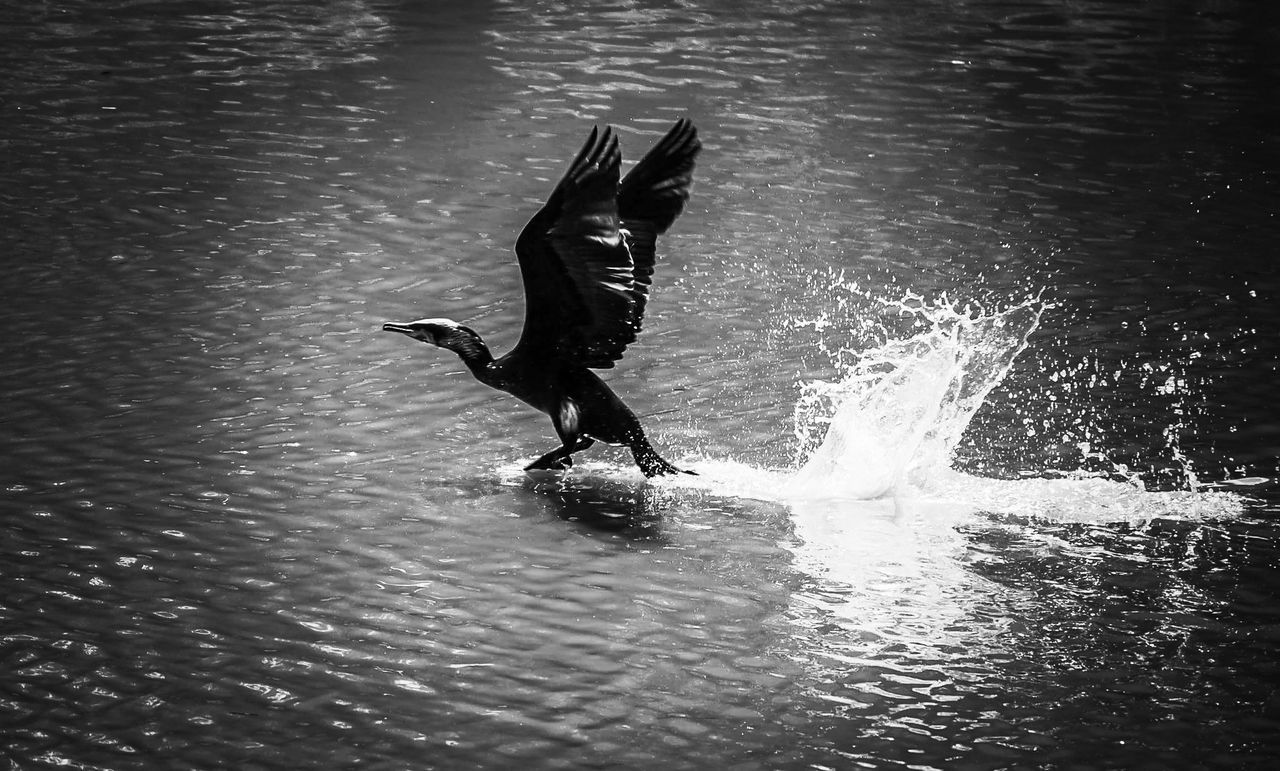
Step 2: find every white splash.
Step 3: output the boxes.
[786,294,1043,500]
[654,286,1246,534]
[767,289,1242,523]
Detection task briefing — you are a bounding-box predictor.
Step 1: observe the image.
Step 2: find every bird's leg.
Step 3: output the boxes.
[525,437,595,471]
[527,400,596,471]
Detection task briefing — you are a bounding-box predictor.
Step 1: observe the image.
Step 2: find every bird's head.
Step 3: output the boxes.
[382,318,491,364]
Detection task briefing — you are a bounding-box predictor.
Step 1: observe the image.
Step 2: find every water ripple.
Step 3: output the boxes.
[3,0,1279,768]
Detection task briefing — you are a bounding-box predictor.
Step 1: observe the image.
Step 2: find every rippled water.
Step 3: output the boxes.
[3,0,1279,768]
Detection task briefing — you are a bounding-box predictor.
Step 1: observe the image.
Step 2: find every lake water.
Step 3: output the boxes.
[3,0,1279,768]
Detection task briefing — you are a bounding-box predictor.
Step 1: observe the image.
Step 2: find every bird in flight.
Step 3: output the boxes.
[384,119,701,476]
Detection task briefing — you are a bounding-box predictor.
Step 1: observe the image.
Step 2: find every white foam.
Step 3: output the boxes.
[775,289,1246,523]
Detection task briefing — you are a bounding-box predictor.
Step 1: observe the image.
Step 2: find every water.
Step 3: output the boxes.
[3,0,1279,768]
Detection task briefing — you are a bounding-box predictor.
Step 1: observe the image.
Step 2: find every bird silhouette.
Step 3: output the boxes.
[384,119,700,476]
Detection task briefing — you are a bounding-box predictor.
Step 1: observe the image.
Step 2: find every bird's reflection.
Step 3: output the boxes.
[518,474,669,541]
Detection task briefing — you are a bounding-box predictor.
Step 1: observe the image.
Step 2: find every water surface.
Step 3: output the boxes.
[3,0,1279,768]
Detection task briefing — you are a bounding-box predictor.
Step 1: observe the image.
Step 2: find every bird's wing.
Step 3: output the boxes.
[616,119,701,334]
[512,126,640,368]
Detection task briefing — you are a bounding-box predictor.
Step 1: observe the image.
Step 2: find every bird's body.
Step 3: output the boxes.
[384,119,701,477]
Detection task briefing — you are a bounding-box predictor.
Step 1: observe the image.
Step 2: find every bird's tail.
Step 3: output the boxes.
[631,440,695,477]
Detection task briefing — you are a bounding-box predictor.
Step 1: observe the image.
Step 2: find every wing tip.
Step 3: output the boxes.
[661,117,701,159]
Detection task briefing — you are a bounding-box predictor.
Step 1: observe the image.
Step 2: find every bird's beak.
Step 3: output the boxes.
[382,322,413,335]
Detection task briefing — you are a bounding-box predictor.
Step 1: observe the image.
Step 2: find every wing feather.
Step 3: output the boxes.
[617,119,701,338]
[511,120,700,368]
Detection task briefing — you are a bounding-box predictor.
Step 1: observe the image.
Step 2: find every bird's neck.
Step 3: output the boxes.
[443,337,494,375]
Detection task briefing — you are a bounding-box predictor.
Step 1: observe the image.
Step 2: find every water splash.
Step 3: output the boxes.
[786,292,1043,500]
[654,285,1246,525]
[774,286,1244,522]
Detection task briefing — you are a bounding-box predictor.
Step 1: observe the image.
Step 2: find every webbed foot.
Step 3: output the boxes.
[525,452,573,471]
[632,443,696,478]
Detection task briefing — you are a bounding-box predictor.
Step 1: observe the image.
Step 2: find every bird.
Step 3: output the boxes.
[383,118,701,477]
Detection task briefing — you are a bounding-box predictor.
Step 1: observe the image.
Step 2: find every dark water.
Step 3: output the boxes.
[3,0,1279,768]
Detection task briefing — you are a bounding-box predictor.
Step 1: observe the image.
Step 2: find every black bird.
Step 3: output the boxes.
[383,119,701,477]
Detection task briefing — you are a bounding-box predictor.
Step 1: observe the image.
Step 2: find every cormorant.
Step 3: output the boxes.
[383,119,701,477]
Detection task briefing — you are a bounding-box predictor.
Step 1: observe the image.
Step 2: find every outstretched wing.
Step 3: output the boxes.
[512,120,700,369]
[616,119,701,339]
[512,125,635,368]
